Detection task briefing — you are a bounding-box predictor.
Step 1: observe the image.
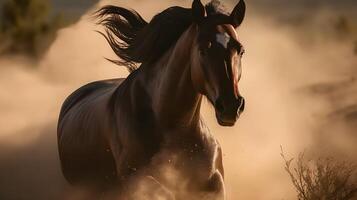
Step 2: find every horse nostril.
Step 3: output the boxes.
[215,99,224,113]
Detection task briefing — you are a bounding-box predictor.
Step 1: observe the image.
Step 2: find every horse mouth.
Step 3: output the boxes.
[213,96,245,127]
[215,112,239,127]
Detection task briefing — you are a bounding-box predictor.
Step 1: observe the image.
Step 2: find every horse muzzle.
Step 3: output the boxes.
[215,96,245,127]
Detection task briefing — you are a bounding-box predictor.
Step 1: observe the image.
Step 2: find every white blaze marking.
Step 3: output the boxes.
[215,33,230,49]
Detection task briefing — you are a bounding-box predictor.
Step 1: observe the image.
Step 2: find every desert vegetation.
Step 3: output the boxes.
[0,0,63,58]
[281,149,357,200]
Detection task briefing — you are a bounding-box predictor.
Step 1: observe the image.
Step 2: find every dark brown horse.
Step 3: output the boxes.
[57,0,246,199]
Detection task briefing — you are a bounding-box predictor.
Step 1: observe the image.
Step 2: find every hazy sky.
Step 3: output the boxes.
[240,0,357,17]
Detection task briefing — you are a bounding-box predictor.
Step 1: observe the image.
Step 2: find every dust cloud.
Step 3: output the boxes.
[0,0,356,199]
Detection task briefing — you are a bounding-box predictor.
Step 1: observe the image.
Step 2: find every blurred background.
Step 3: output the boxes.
[0,0,356,199]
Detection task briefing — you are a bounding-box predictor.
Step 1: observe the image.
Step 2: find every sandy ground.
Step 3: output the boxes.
[0,0,356,199]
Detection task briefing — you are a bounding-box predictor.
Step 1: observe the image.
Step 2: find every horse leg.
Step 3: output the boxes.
[203,170,226,200]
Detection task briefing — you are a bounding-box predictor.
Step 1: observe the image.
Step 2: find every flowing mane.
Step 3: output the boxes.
[96,6,193,72]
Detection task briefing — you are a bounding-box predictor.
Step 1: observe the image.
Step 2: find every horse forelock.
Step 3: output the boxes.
[205,0,229,16]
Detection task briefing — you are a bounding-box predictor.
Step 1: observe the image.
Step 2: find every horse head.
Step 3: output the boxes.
[190,0,246,126]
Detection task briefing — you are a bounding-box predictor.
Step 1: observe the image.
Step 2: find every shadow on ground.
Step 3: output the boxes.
[0,124,68,200]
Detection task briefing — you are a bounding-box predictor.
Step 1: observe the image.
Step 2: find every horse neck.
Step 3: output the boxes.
[145,25,202,130]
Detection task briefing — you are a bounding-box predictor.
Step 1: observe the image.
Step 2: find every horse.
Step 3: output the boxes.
[57,0,246,199]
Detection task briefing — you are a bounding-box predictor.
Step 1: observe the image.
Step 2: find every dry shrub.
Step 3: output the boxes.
[281,148,357,200]
[0,0,63,58]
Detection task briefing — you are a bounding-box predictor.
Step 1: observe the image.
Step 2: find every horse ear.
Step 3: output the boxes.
[230,0,246,28]
[192,0,205,23]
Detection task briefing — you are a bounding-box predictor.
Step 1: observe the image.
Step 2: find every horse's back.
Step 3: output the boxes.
[57,78,124,187]
[58,79,119,123]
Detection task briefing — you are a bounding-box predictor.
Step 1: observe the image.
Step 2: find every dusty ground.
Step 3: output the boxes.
[0,0,356,199]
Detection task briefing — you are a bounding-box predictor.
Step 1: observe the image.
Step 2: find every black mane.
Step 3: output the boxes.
[96,1,229,72]
[96,5,192,72]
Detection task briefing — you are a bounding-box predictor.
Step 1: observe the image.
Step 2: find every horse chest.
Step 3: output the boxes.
[150,131,220,186]
[114,98,223,192]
